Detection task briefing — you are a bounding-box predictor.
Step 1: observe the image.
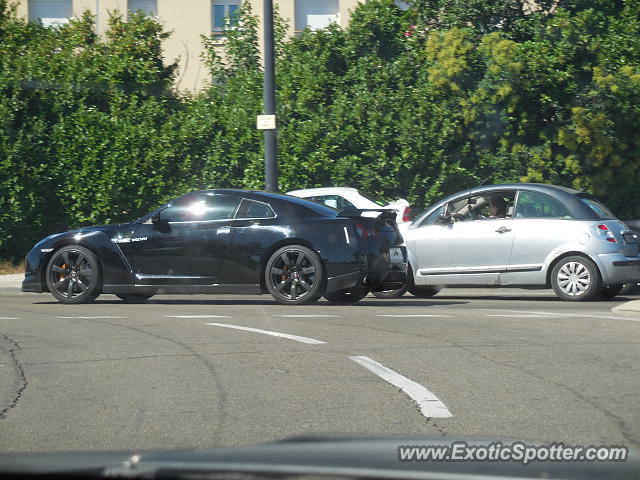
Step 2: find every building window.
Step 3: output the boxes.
[128,0,157,17]
[295,0,339,33]
[28,0,72,27]
[212,0,241,37]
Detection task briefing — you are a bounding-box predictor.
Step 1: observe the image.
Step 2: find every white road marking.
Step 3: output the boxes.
[205,322,326,344]
[484,314,556,318]
[272,314,341,318]
[376,314,452,318]
[477,308,640,322]
[58,315,127,319]
[166,315,230,318]
[0,317,19,320]
[349,355,452,419]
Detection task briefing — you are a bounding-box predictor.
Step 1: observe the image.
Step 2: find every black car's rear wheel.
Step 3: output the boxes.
[372,285,407,299]
[116,294,154,303]
[46,245,101,304]
[324,288,369,303]
[265,245,325,305]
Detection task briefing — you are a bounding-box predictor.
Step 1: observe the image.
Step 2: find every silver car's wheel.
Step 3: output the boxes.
[551,256,599,301]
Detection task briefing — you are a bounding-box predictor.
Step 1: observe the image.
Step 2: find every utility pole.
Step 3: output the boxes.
[260,0,278,192]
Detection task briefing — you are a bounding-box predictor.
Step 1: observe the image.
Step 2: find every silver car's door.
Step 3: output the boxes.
[503,190,579,285]
[412,192,516,286]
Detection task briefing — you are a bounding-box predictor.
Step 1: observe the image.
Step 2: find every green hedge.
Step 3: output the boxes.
[1,0,639,259]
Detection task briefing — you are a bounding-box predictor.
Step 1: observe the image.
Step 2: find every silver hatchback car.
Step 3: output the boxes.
[400,183,640,301]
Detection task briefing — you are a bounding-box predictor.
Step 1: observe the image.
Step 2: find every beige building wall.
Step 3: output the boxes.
[17,0,377,91]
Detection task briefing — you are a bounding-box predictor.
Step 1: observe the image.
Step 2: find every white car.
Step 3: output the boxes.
[286,187,411,224]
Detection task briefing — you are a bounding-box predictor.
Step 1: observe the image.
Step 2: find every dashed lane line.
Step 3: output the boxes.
[166,315,230,318]
[204,322,326,345]
[349,355,452,419]
[376,314,452,318]
[272,314,341,318]
[0,317,19,320]
[476,308,640,322]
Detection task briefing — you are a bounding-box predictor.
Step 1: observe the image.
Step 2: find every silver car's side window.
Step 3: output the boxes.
[420,206,446,226]
[514,191,574,219]
[450,192,516,221]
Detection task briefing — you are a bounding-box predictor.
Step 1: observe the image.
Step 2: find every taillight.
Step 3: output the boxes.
[402,207,411,223]
[355,223,369,238]
[597,224,617,243]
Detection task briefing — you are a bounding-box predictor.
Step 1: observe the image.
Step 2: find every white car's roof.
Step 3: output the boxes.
[287,187,360,196]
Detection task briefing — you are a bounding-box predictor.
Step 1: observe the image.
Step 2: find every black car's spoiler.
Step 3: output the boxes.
[337,209,397,222]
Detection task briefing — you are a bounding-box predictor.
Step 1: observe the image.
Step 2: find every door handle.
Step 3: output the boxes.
[216,227,231,234]
[495,226,511,234]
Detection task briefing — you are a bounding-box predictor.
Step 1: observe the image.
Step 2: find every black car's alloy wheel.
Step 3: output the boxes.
[265,245,325,305]
[46,245,101,304]
[116,294,154,303]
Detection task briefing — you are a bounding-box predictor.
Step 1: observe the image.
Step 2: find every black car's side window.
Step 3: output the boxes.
[163,194,241,222]
[235,199,276,219]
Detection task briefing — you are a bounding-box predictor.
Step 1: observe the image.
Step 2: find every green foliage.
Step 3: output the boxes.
[1,0,639,260]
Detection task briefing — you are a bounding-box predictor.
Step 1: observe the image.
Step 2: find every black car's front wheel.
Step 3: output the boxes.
[265,245,325,305]
[46,245,101,304]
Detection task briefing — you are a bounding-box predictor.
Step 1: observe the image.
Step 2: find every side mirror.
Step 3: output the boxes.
[437,213,454,224]
[151,211,170,232]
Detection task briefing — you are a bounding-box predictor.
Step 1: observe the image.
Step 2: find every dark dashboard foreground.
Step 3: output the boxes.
[0,436,636,480]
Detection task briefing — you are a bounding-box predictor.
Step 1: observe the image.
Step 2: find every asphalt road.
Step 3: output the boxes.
[1,285,639,453]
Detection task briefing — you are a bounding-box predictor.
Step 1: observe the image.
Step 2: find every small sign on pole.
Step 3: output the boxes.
[257,114,276,130]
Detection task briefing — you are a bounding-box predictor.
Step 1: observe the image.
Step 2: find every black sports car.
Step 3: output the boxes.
[22,190,407,305]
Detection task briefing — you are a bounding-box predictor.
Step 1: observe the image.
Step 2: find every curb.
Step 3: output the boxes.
[0,274,23,290]
[611,300,640,318]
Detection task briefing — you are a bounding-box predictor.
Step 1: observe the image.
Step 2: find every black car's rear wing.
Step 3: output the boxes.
[337,209,397,222]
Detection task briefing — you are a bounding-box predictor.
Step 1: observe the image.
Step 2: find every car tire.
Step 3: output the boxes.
[324,288,369,303]
[598,284,624,300]
[408,286,440,298]
[550,255,600,301]
[265,245,325,305]
[116,294,154,303]
[46,245,101,304]
[372,285,407,299]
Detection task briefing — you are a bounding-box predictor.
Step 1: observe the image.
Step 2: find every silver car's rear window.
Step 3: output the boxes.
[579,196,616,219]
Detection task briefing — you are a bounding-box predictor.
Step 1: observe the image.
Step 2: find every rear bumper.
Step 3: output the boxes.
[595,253,640,284]
[326,247,408,293]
